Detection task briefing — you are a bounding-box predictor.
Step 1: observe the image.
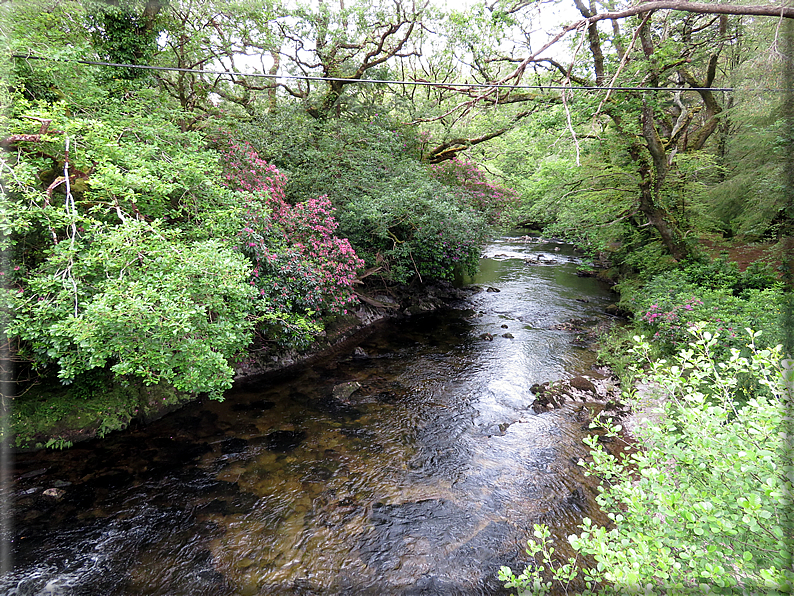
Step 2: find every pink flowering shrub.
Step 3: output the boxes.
[219,139,364,334]
[634,269,783,355]
[641,297,707,344]
[223,119,493,285]
[428,158,519,226]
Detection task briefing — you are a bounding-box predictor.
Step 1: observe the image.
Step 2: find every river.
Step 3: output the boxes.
[4,235,618,595]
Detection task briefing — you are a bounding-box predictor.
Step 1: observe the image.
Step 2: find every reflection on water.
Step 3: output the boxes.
[5,236,617,595]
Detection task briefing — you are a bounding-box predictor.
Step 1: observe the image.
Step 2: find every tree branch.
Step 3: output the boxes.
[587,1,794,21]
[425,109,537,163]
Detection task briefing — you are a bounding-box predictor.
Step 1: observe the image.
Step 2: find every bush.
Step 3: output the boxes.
[500,327,794,595]
[338,179,487,283]
[9,220,256,398]
[625,259,784,355]
[428,157,518,226]
[218,138,364,327]
[225,116,492,284]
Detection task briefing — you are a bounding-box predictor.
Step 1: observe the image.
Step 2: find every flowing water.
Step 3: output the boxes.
[4,235,618,596]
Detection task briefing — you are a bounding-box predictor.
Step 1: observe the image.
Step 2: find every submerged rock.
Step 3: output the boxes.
[231,399,275,413]
[263,430,307,452]
[332,381,362,402]
[220,437,248,455]
[314,395,361,418]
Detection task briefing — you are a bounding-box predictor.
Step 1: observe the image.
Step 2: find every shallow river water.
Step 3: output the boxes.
[5,235,617,596]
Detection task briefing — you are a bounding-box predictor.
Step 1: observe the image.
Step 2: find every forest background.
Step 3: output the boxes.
[0,0,792,592]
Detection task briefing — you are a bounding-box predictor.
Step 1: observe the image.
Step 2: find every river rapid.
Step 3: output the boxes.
[4,235,618,596]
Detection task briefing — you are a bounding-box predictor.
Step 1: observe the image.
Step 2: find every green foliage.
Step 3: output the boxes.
[706,87,789,240]
[232,114,490,284]
[339,179,487,283]
[9,220,256,398]
[623,258,784,355]
[428,158,518,226]
[2,96,230,231]
[500,328,794,595]
[610,231,680,279]
[494,127,639,259]
[82,0,165,81]
[7,369,189,449]
[681,257,780,295]
[228,110,420,204]
[499,524,582,596]
[3,0,107,106]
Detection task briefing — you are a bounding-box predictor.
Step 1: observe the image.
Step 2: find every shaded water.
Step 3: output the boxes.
[4,236,617,595]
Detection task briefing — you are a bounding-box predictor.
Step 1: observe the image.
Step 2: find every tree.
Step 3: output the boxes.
[431,0,794,261]
[83,0,169,80]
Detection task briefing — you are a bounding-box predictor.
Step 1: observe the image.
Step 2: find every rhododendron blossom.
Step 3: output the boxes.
[219,138,364,317]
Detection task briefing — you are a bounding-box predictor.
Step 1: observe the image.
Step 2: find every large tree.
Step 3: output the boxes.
[152,0,431,119]
[423,1,793,260]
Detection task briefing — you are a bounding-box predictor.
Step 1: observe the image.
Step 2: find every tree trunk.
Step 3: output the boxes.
[628,120,690,261]
[637,175,690,261]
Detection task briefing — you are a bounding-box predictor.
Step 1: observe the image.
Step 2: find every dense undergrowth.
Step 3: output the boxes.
[613,255,786,362]
[500,327,793,595]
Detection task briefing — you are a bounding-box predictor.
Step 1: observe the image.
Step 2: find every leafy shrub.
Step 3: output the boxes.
[681,256,742,291]
[224,116,491,284]
[338,179,487,283]
[3,97,224,226]
[225,110,421,199]
[9,220,256,398]
[620,256,784,355]
[679,256,779,296]
[638,285,783,353]
[428,157,518,226]
[500,327,794,595]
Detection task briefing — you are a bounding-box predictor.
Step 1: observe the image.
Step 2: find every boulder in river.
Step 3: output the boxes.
[332,381,362,402]
[569,376,597,395]
[42,488,65,499]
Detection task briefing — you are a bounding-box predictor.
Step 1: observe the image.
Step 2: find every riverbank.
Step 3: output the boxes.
[7,280,478,451]
[233,280,478,381]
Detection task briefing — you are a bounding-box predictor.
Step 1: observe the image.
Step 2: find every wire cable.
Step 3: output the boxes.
[12,53,760,92]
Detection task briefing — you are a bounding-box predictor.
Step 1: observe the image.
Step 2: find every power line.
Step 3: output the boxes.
[13,53,790,93]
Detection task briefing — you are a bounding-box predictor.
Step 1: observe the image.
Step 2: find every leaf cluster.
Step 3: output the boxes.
[8,220,256,399]
[501,327,794,594]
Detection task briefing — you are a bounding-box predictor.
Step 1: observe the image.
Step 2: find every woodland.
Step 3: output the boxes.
[1,0,793,592]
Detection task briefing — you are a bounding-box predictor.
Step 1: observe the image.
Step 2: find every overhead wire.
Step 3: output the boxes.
[12,53,775,92]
